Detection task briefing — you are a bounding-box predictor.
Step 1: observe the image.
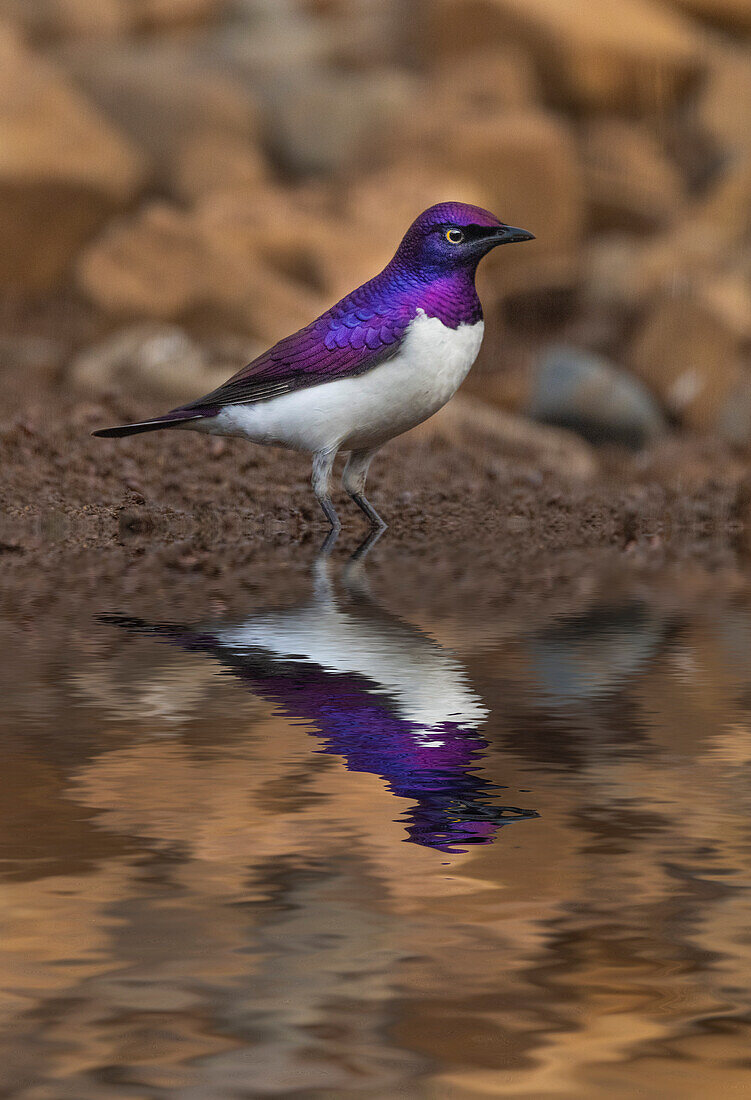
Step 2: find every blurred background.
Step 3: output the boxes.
[1,0,751,463]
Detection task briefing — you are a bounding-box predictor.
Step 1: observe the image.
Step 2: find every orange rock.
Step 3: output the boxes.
[77,198,325,344]
[588,161,751,311]
[173,131,268,202]
[666,0,751,32]
[697,273,751,341]
[410,394,598,480]
[428,47,541,111]
[629,294,743,431]
[0,0,129,39]
[311,164,493,299]
[442,110,583,247]
[0,0,223,39]
[0,24,145,291]
[439,110,584,303]
[386,109,584,302]
[77,203,207,319]
[581,118,687,230]
[698,46,751,157]
[129,0,226,31]
[57,40,260,187]
[426,0,704,112]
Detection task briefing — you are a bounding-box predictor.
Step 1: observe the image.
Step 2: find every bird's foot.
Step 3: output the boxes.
[351,492,387,532]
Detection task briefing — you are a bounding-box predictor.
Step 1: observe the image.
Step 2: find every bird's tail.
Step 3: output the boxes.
[92,409,209,438]
[98,614,217,651]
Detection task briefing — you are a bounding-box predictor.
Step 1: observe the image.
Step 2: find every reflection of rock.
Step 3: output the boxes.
[8,557,751,1095]
[100,559,537,853]
[522,600,665,704]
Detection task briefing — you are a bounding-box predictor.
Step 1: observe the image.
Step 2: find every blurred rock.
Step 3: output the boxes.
[312,164,493,299]
[193,185,329,280]
[426,0,703,113]
[412,394,598,481]
[527,345,666,448]
[130,0,226,31]
[69,323,237,403]
[716,375,751,448]
[56,40,261,188]
[629,294,743,431]
[586,160,751,314]
[0,335,67,384]
[698,47,751,158]
[488,252,583,308]
[173,131,268,201]
[0,24,146,292]
[642,161,751,291]
[427,48,541,112]
[262,67,415,175]
[461,360,532,415]
[420,109,582,252]
[0,0,224,40]
[77,198,325,343]
[422,109,584,304]
[666,0,751,32]
[584,235,648,311]
[0,0,129,39]
[581,118,687,231]
[294,0,415,68]
[697,272,751,341]
[79,204,205,319]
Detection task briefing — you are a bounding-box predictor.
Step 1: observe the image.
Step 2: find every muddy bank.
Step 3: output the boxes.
[0,385,746,565]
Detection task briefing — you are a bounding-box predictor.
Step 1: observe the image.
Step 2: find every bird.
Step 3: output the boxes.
[100,554,537,851]
[93,201,534,534]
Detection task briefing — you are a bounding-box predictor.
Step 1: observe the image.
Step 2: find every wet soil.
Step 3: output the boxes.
[0,382,747,561]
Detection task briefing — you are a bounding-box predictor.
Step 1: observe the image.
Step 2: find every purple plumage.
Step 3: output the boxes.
[100,611,538,853]
[92,200,534,535]
[181,201,503,413]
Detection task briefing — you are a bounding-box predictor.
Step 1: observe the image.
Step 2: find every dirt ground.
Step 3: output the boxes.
[1,375,748,566]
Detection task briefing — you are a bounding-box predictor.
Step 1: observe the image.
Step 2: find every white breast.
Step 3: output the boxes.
[203,312,484,454]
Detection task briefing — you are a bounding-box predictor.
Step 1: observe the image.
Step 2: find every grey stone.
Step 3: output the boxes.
[69,324,252,404]
[527,344,666,449]
[261,68,415,175]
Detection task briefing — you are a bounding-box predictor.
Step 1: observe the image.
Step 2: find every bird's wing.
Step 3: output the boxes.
[183,289,415,412]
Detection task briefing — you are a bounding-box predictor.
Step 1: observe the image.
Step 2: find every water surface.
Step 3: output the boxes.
[3,542,751,1098]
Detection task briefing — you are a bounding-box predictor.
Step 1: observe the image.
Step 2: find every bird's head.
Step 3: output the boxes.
[392,201,534,276]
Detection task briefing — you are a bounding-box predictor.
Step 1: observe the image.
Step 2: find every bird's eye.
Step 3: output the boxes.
[445,228,464,244]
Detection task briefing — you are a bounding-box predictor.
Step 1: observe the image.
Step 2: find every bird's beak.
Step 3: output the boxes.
[493,225,535,244]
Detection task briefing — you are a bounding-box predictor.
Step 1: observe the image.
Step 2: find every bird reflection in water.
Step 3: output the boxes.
[102,546,537,853]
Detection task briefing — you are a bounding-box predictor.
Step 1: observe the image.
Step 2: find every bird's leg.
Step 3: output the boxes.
[343,448,387,530]
[312,448,341,533]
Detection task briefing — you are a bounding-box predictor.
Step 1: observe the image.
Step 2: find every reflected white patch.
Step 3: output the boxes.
[216,605,487,730]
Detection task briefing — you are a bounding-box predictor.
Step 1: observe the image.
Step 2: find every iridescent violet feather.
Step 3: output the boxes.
[182,201,499,415]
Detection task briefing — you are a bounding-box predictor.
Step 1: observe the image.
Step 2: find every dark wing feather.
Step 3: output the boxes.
[183,289,415,412]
